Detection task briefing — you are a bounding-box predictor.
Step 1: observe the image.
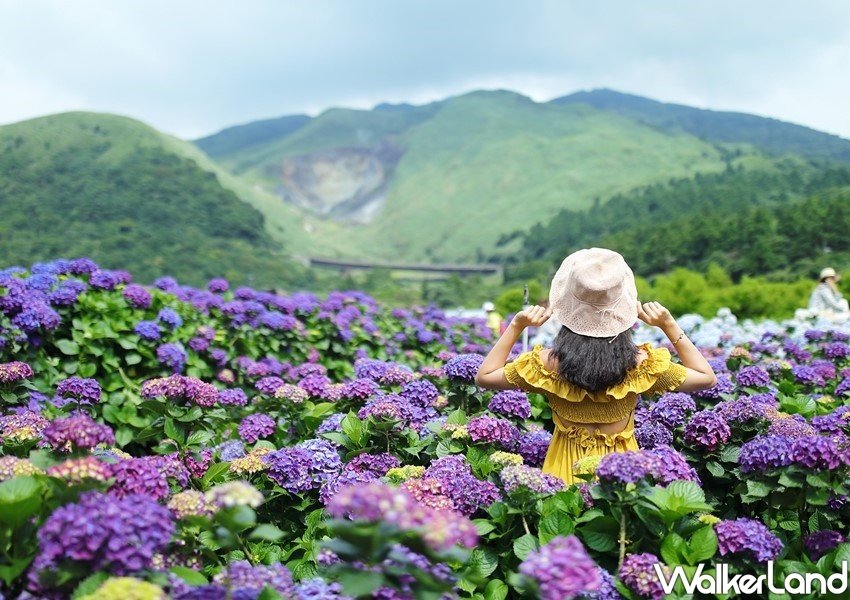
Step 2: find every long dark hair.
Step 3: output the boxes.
[550,326,638,393]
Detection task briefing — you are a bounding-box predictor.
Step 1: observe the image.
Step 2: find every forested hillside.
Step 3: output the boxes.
[0,113,307,288]
[506,161,850,282]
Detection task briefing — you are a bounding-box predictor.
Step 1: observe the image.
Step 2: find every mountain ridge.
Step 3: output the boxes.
[4,89,850,284]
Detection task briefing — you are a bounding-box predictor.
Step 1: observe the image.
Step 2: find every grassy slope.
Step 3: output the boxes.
[274,91,734,262]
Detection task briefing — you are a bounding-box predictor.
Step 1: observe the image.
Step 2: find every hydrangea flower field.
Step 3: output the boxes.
[3,258,850,599]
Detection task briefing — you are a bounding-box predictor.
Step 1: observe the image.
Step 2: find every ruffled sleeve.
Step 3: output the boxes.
[607,344,687,398]
[503,346,590,401]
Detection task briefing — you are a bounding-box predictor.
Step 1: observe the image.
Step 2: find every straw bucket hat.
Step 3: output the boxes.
[820,267,841,282]
[548,248,638,338]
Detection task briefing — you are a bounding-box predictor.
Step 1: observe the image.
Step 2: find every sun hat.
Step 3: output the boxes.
[548,248,638,338]
[482,301,496,312]
[820,267,840,282]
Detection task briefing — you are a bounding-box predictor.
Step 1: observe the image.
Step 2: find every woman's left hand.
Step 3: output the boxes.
[510,304,553,330]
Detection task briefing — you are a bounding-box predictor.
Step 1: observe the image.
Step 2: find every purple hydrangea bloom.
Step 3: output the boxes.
[339,378,379,401]
[835,378,850,396]
[316,413,346,436]
[109,457,170,500]
[805,329,827,342]
[647,392,696,429]
[358,394,414,426]
[255,376,285,394]
[516,429,552,467]
[42,413,115,451]
[134,320,161,341]
[263,447,315,494]
[238,413,277,444]
[635,420,673,449]
[790,435,849,470]
[294,577,350,600]
[344,452,401,477]
[804,530,846,560]
[218,388,248,407]
[12,301,61,332]
[122,284,152,309]
[89,270,120,290]
[30,491,174,591]
[466,415,520,448]
[319,468,379,505]
[423,455,500,516]
[325,481,478,551]
[217,439,246,461]
[619,553,667,600]
[156,343,188,373]
[825,342,850,359]
[767,415,814,438]
[715,397,771,424]
[353,358,389,381]
[715,518,783,563]
[519,535,600,599]
[207,278,229,293]
[400,379,439,408]
[578,567,621,600]
[299,438,343,483]
[735,365,771,389]
[682,410,731,451]
[812,406,850,435]
[154,276,179,292]
[55,377,102,406]
[488,389,532,419]
[212,560,294,598]
[444,353,484,381]
[739,435,795,473]
[792,365,824,386]
[596,452,651,485]
[500,465,566,494]
[0,361,34,383]
[645,445,700,485]
[69,257,99,275]
[1,412,48,446]
[157,307,183,329]
[47,280,86,305]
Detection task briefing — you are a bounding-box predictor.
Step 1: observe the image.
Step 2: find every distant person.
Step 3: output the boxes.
[482,301,503,337]
[474,248,716,485]
[808,267,850,322]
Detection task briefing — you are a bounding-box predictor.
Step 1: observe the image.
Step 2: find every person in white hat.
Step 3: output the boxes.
[807,267,849,323]
[482,301,503,338]
[475,248,717,485]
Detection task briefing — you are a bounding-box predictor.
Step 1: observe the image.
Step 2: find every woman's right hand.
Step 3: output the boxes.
[637,301,677,329]
[510,305,553,330]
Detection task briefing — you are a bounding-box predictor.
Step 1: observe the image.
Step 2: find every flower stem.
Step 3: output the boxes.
[618,507,628,571]
[521,513,532,537]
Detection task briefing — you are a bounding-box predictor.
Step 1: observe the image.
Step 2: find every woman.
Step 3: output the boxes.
[808,267,849,323]
[475,248,717,484]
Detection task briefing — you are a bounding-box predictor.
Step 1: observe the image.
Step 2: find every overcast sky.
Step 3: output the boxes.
[2,0,849,141]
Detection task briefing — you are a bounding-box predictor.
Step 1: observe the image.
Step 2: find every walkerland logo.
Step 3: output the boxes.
[654,561,849,596]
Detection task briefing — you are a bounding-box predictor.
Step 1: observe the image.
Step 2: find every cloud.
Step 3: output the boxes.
[1,0,849,139]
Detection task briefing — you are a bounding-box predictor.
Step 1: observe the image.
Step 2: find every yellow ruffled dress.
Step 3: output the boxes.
[504,343,687,485]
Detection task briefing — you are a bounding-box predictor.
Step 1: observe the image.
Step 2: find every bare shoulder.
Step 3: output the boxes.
[635,347,650,365]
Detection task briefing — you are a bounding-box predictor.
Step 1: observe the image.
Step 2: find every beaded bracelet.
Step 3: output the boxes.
[672,332,685,345]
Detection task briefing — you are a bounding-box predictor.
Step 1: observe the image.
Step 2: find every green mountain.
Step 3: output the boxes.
[550,88,850,162]
[4,89,850,292]
[197,90,795,264]
[0,112,307,287]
